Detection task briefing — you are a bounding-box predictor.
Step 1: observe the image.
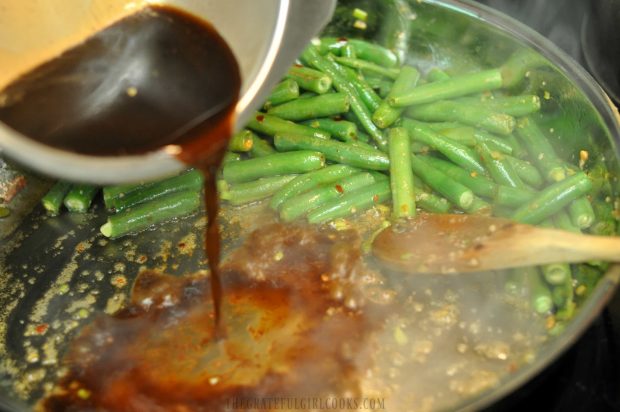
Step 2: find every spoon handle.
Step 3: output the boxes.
[526,228,620,264]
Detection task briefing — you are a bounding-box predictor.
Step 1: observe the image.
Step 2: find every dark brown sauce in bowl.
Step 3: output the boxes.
[0,6,240,157]
[0,5,241,329]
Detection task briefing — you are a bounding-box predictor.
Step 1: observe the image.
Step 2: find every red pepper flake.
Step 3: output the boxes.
[373,194,379,203]
[111,275,128,288]
[256,115,265,122]
[0,175,27,203]
[335,184,344,193]
[178,242,186,248]
[35,323,49,335]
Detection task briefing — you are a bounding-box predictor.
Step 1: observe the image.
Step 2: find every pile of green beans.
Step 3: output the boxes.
[215,32,617,329]
[38,8,617,331]
[41,182,99,215]
[99,169,203,239]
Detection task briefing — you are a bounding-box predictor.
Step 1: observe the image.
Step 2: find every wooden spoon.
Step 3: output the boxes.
[372,213,620,274]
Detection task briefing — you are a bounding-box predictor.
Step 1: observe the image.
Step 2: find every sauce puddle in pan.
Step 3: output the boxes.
[40,224,386,411]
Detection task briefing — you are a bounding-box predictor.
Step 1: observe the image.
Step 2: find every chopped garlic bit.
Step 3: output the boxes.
[273,250,284,261]
[352,8,368,21]
[393,326,408,346]
[353,20,367,30]
[579,150,589,169]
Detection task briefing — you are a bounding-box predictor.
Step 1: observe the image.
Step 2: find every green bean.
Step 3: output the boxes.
[273,133,390,171]
[500,48,549,88]
[223,152,242,164]
[318,37,399,68]
[307,180,391,224]
[410,154,474,209]
[103,183,144,207]
[41,181,72,216]
[270,164,359,210]
[573,264,603,301]
[402,119,485,173]
[494,185,537,207]
[476,141,527,188]
[286,65,332,94]
[568,197,595,229]
[100,189,200,239]
[246,112,330,140]
[543,262,571,286]
[333,56,400,79]
[63,184,99,213]
[457,94,541,117]
[426,123,513,154]
[388,128,416,218]
[267,93,350,121]
[426,68,451,82]
[302,118,358,142]
[220,175,297,206]
[263,79,300,109]
[406,100,516,135]
[341,43,357,58]
[426,123,477,147]
[421,156,496,198]
[552,210,581,233]
[106,169,203,212]
[475,130,514,155]
[504,133,529,158]
[222,151,325,183]
[339,66,383,112]
[280,172,376,221]
[525,266,554,314]
[539,220,572,285]
[299,92,318,99]
[388,69,504,107]
[228,129,254,152]
[587,161,613,198]
[349,139,381,152]
[414,185,451,213]
[249,134,276,158]
[553,275,576,321]
[511,172,593,224]
[301,46,387,149]
[505,156,544,188]
[373,66,420,128]
[467,197,492,214]
[364,75,394,97]
[355,130,371,143]
[515,117,566,182]
[589,200,617,236]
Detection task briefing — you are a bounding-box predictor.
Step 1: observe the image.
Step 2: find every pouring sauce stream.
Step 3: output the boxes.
[0,5,241,329]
